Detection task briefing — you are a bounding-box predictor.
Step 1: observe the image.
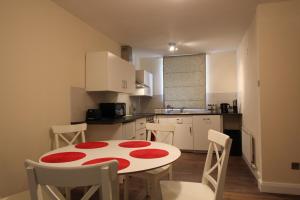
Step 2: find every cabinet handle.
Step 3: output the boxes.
[140,122,144,125]
[125,81,127,89]
[189,127,192,135]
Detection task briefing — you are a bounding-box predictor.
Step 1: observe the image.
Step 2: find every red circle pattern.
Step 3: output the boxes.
[119,141,151,148]
[82,157,130,170]
[41,152,86,163]
[75,141,108,149]
[130,149,169,159]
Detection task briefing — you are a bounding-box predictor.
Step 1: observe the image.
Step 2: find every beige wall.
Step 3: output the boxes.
[257,0,300,184]
[238,0,300,187]
[0,0,120,197]
[206,51,238,106]
[137,57,164,113]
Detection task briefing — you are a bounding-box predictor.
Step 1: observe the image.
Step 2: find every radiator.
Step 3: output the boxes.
[242,128,255,167]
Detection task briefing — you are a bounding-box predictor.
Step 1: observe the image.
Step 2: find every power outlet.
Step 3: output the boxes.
[291,162,300,170]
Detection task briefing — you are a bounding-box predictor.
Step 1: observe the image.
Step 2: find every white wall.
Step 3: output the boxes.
[206,51,238,106]
[237,16,262,177]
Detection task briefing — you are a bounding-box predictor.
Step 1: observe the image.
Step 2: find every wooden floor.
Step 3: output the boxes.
[125,152,299,200]
[73,152,299,200]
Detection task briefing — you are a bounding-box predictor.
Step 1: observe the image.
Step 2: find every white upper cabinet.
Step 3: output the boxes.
[86,51,135,94]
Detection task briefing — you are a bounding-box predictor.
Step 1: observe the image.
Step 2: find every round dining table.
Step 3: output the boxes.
[39,140,181,199]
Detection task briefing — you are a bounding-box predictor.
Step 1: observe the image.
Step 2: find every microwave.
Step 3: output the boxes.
[99,103,126,118]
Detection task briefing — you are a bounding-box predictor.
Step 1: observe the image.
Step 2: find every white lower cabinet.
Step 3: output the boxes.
[123,121,136,140]
[158,116,194,150]
[136,128,147,140]
[193,115,222,151]
[157,115,222,151]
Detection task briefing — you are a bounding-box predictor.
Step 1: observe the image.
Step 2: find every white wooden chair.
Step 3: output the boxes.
[25,159,119,200]
[129,123,176,200]
[52,123,87,149]
[160,129,232,200]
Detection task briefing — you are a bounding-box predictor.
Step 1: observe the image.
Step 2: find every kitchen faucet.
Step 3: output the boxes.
[180,107,185,113]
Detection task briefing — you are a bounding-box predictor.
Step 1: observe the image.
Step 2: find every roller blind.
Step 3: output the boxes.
[163,54,206,108]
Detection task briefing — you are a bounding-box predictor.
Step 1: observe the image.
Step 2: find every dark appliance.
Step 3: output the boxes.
[224,129,242,156]
[220,103,230,113]
[86,109,101,121]
[233,99,238,113]
[99,103,126,118]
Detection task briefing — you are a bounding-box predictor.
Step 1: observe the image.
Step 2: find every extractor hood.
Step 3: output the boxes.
[132,70,153,96]
[136,70,152,88]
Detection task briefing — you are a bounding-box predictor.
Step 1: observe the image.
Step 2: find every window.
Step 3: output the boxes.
[163,54,206,108]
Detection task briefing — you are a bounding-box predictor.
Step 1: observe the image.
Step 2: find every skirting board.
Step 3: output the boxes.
[259,180,300,196]
[243,154,300,196]
[1,189,45,200]
[0,191,30,200]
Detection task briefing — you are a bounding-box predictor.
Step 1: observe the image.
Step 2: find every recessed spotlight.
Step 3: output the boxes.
[168,42,178,52]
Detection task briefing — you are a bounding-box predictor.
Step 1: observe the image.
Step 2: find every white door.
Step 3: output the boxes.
[193,115,221,151]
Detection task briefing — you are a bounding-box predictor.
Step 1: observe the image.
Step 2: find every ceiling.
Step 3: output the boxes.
[52,0,286,56]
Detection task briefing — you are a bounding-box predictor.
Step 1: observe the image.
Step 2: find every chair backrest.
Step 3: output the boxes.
[52,123,87,149]
[145,123,176,145]
[25,159,119,200]
[201,129,232,200]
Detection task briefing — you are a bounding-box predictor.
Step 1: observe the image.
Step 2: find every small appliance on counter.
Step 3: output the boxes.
[99,103,126,118]
[86,109,101,121]
[220,103,230,113]
[233,99,238,113]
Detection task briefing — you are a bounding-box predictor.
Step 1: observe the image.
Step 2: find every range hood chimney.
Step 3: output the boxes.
[121,45,132,62]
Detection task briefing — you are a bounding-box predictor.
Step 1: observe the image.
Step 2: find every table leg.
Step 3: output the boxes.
[123,175,129,200]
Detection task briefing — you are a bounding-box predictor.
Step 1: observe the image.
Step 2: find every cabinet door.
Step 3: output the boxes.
[158,116,194,150]
[173,124,193,150]
[193,115,221,151]
[135,128,146,140]
[107,53,127,93]
[124,63,135,94]
[123,122,136,140]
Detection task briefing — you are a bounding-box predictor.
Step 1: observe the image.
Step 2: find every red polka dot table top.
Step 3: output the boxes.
[41,152,86,163]
[82,157,130,170]
[130,149,169,159]
[75,141,108,149]
[119,141,151,148]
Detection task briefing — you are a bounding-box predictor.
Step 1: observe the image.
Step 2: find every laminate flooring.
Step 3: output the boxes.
[73,152,300,200]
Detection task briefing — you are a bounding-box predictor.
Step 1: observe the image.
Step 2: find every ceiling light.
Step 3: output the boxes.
[168,42,178,52]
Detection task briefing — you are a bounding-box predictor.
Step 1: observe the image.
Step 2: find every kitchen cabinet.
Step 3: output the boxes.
[86,51,135,94]
[158,116,194,150]
[123,121,136,140]
[193,115,222,151]
[135,118,146,140]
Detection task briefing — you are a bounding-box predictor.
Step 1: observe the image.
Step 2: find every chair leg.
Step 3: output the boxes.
[146,178,151,197]
[150,178,161,200]
[65,187,71,200]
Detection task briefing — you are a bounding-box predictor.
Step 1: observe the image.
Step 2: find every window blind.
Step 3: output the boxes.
[163,54,206,108]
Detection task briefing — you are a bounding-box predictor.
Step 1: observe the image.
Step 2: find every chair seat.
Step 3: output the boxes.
[146,164,170,175]
[160,181,215,200]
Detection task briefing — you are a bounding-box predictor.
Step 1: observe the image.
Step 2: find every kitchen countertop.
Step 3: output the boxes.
[86,113,155,125]
[80,112,242,125]
[155,111,242,116]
